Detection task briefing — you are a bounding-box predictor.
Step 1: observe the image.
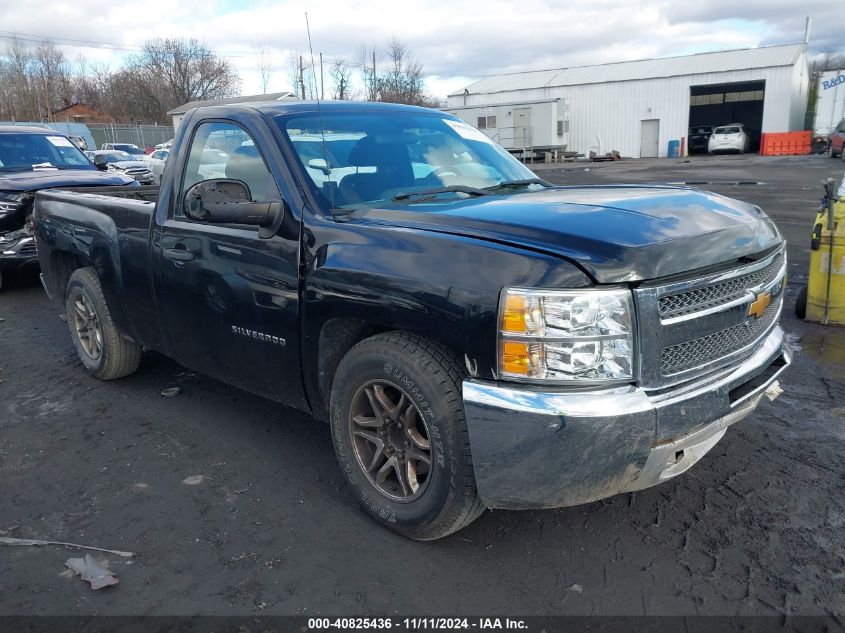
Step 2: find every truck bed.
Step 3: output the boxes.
[34,185,161,348]
[56,184,160,202]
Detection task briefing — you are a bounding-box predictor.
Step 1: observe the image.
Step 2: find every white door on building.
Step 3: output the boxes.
[640,119,660,158]
[514,108,532,148]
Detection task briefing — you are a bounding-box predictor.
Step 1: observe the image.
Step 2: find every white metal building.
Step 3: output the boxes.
[445,44,809,158]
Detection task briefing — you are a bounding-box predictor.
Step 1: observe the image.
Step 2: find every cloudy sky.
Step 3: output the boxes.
[0,0,842,99]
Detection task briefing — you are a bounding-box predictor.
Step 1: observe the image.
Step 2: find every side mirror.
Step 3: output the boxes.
[93,154,109,171]
[184,179,281,229]
[308,158,331,175]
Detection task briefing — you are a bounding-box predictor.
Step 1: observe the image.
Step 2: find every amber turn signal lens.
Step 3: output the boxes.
[502,294,526,333]
[501,341,529,375]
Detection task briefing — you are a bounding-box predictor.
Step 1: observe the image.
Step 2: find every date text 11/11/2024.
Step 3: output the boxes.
[307,617,528,630]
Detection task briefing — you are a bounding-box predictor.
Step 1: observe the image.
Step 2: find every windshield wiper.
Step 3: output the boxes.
[392,185,493,202]
[484,178,553,192]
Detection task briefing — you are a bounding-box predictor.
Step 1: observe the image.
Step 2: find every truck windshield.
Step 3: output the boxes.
[277,111,540,209]
[0,133,94,171]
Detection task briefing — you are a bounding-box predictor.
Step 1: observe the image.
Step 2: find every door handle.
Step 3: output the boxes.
[163,245,195,261]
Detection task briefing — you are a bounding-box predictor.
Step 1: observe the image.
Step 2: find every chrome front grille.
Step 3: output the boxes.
[634,245,786,389]
[659,252,783,319]
[660,295,781,373]
[18,241,37,255]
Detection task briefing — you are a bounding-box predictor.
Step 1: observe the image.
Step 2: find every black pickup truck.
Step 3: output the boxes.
[34,101,790,540]
[0,125,135,290]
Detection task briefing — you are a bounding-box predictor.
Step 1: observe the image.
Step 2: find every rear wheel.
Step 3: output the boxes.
[330,332,485,540]
[65,267,142,380]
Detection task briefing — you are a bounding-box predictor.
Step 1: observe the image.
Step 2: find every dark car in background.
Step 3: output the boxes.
[86,150,155,184]
[828,118,845,159]
[0,126,135,289]
[688,125,712,154]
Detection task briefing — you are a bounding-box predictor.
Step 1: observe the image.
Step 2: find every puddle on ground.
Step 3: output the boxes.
[801,328,845,378]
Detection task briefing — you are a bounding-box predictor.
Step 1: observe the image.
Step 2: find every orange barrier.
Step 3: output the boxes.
[759,131,812,156]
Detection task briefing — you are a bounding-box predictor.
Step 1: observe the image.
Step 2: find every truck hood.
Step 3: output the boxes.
[109,161,150,170]
[0,168,136,192]
[351,185,782,283]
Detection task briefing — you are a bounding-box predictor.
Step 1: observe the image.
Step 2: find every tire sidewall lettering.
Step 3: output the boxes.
[381,362,443,469]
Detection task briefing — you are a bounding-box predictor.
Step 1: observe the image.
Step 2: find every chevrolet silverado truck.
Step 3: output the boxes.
[34,102,790,540]
[0,125,135,290]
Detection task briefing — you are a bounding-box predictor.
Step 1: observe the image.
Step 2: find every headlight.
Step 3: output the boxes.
[0,193,24,217]
[498,288,635,382]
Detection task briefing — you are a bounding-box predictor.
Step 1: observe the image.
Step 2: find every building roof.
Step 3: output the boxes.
[171,100,441,118]
[450,43,805,97]
[0,125,57,134]
[167,91,298,115]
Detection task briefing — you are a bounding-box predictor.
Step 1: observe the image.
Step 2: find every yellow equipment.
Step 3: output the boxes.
[801,179,845,325]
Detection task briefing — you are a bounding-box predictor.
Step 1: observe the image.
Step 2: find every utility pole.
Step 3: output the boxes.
[319,52,324,100]
[299,55,305,99]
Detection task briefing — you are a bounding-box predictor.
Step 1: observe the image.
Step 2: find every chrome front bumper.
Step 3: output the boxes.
[462,326,790,509]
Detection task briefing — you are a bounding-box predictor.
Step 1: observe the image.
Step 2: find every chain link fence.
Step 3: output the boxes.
[87,123,174,149]
[0,121,175,151]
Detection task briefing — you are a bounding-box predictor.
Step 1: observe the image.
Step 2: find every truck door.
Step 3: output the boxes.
[155,119,307,411]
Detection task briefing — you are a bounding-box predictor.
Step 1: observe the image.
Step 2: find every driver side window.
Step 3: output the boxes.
[180,121,279,217]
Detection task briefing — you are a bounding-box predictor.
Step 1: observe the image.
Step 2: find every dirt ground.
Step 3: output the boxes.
[1,153,844,617]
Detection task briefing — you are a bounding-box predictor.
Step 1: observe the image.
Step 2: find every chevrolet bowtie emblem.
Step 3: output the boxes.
[747,291,772,319]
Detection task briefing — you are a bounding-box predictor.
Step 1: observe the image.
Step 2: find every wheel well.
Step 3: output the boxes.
[316,319,466,421]
[317,319,386,414]
[51,250,85,298]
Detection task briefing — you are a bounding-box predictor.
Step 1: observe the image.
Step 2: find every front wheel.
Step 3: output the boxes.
[330,332,485,540]
[65,267,142,380]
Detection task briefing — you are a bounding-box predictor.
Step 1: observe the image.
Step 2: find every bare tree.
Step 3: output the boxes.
[34,42,71,117]
[287,55,315,99]
[128,38,240,118]
[257,44,273,94]
[0,39,73,121]
[812,51,845,73]
[0,36,240,124]
[375,38,432,106]
[357,44,379,101]
[330,58,353,100]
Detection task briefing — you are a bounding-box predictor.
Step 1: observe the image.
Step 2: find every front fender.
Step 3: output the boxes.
[301,220,591,418]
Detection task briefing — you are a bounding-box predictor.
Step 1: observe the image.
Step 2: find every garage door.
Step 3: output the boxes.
[689,81,765,152]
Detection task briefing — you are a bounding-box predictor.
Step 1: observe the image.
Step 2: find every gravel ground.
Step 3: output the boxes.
[1,154,844,617]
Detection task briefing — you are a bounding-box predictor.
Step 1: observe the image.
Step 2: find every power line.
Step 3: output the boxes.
[0,30,485,79]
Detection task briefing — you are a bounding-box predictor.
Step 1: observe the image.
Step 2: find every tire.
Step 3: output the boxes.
[65,267,142,380]
[795,285,808,320]
[829,144,838,159]
[330,331,486,540]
